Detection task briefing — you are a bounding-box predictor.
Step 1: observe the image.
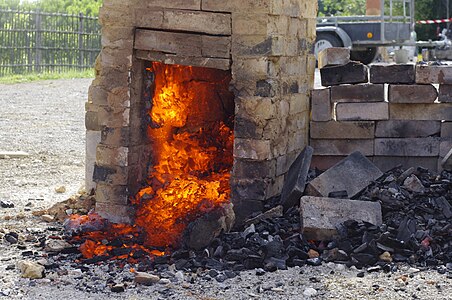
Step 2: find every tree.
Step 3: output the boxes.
[1,0,102,16]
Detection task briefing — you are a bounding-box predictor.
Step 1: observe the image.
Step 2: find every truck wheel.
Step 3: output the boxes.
[350,47,378,64]
[314,33,342,59]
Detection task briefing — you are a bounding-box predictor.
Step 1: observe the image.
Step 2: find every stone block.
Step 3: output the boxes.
[280,146,313,211]
[331,84,384,103]
[145,0,201,9]
[96,145,129,167]
[232,13,267,35]
[441,122,452,138]
[336,102,389,121]
[95,183,128,206]
[375,120,441,138]
[388,84,438,103]
[440,138,452,157]
[232,35,283,57]
[389,103,452,121]
[441,148,452,171]
[310,88,331,121]
[416,65,452,84]
[438,84,452,102]
[202,36,231,58]
[202,0,271,13]
[311,139,374,156]
[306,151,383,198]
[162,10,231,35]
[318,47,350,69]
[134,29,202,56]
[231,178,269,201]
[374,138,440,157]
[300,196,382,240]
[320,62,369,86]
[310,155,348,171]
[310,121,375,139]
[233,159,276,179]
[370,64,415,84]
[101,127,130,147]
[85,111,102,131]
[373,156,439,173]
[234,138,271,160]
[95,202,133,224]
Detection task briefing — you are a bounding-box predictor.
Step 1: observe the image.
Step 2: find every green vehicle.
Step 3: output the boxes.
[315,0,415,64]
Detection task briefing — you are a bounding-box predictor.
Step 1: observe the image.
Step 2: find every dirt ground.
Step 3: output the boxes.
[0,78,451,299]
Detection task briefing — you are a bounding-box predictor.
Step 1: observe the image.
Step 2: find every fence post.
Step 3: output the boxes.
[35,11,42,73]
[79,13,84,71]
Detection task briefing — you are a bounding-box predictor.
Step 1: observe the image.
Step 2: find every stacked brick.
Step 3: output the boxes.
[86,0,317,224]
[310,48,452,172]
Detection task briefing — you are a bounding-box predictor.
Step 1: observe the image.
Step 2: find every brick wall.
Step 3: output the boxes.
[86,0,318,224]
[310,63,452,173]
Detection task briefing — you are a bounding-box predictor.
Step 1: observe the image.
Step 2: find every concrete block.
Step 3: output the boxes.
[310,121,375,139]
[280,146,313,211]
[370,64,415,84]
[331,84,384,103]
[320,62,369,86]
[310,139,374,156]
[318,47,350,69]
[389,103,452,120]
[416,65,452,84]
[373,156,439,173]
[438,84,452,102]
[388,84,438,103]
[311,88,331,121]
[306,151,383,198]
[374,138,440,157]
[441,122,452,138]
[441,148,452,171]
[375,120,441,138]
[300,196,382,240]
[336,102,389,121]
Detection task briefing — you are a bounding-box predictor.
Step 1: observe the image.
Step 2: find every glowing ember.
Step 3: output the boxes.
[70,62,234,260]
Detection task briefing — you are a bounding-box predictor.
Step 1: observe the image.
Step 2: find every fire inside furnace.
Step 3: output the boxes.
[69,62,235,260]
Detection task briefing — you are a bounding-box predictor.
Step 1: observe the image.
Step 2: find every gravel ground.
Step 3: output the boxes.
[0,78,451,299]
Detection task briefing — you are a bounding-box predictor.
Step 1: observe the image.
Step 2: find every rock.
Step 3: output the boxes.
[379,251,393,263]
[111,284,125,293]
[403,175,425,193]
[4,233,18,244]
[255,268,266,276]
[175,271,184,282]
[280,146,313,211]
[0,200,14,208]
[159,278,171,285]
[18,261,44,279]
[300,196,382,240]
[55,186,66,193]
[44,239,72,253]
[357,271,365,278]
[184,203,235,250]
[303,287,318,297]
[41,214,55,223]
[308,249,320,258]
[306,151,383,198]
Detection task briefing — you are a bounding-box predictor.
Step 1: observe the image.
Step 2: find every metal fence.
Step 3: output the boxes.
[0,9,101,76]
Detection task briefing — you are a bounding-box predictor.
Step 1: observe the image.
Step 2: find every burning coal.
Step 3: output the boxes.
[69,62,234,260]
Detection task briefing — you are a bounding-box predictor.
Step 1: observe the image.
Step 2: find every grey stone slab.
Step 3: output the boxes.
[389,103,452,121]
[373,156,439,173]
[375,120,441,138]
[280,146,313,211]
[331,84,384,103]
[438,84,452,102]
[310,139,374,156]
[441,122,452,138]
[300,196,382,240]
[310,121,375,139]
[416,65,452,84]
[370,64,415,84]
[374,138,440,157]
[318,47,350,69]
[311,88,332,121]
[388,84,438,103]
[336,102,389,121]
[306,151,383,198]
[320,61,369,86]
[441,148,452,171]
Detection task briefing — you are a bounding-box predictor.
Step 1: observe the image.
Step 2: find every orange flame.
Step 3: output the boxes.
[135,62,234,247]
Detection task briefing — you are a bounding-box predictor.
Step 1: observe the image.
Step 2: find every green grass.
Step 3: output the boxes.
[0,69,95,84]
